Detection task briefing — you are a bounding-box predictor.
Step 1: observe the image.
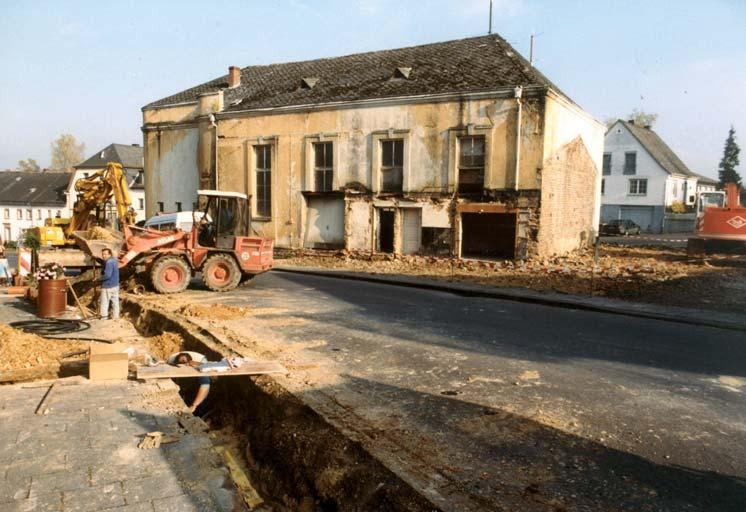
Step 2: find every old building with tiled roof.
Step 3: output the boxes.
[141,34,605,259]
[0,171,71,244]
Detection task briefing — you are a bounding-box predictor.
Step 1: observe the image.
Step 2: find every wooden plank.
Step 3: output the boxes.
[214,445,264,509]
[136,361,285,380]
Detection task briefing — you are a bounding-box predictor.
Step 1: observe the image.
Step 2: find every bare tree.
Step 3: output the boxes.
[18,158,41,172]
[50,134,85,170]
[629,109,658,127]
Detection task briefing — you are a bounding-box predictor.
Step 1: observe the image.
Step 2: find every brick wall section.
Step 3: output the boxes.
[538,136,598,256]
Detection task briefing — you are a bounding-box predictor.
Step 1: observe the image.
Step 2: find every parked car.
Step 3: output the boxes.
[143,211,207,232]
[600,219,641,236]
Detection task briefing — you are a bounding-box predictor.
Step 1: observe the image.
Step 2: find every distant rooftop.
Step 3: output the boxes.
[76,143,143,170]
[616,120,696,178]
[0,171,71,206]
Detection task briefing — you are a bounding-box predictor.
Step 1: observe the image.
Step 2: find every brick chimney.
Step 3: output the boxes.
[228,66,241,88]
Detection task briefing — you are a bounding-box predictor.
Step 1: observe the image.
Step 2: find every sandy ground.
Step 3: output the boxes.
[0,323,88,372]
[279,245,746,313]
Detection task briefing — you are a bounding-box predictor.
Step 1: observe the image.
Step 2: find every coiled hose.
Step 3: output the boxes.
[9,319,113,343]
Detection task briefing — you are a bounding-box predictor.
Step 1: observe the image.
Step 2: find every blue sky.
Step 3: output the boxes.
[1,0,744,178]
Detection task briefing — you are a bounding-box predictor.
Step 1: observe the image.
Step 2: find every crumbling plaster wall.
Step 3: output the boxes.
[211,95,545,249]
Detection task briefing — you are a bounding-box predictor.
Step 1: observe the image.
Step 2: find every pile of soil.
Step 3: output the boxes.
[86,226,119,241]
[146,332,184,361]
[281,246,746,313]
[177,304,248,320]
[0,323,87,371]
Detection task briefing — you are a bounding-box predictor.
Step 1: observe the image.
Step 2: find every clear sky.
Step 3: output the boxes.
[1,0,744,179]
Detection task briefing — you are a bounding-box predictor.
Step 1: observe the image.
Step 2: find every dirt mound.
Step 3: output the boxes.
[0,323,87,371]
[85,226,119,241]
[177,304,248,320]
[146,332,185,361]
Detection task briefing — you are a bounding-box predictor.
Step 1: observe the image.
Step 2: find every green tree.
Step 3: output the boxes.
[718,126,741,187]
[50,134,85,170]
[629,109,658,127]
[17,158,40,172]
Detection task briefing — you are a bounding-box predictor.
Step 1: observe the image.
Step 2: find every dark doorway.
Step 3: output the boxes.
[379,209,395,253]
[461,212,516,259]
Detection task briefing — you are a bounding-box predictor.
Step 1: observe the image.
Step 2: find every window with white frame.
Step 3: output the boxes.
[313,142,334,192]
[139,198,144,210]
[47,210,52,218]
[624,152,637,175]
[602,153,612,175]
[628,178,648,195]
[36,209,42,220]
[380,139,403,193]
[458,136,486,193]
[26,209,32,220]
[3,209,8,220]
[16,209,22,220]
[255,144,272,218]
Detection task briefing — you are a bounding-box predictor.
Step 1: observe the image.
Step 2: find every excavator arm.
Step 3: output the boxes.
[66,162,137,238]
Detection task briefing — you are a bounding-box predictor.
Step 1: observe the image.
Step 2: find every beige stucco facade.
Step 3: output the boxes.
[142,87,604,259]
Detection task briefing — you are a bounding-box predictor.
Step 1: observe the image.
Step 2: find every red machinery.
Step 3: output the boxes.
[688,183,746,255]
[74,190,273,293]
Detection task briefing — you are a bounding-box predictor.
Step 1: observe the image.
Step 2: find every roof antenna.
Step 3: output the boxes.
[488,0,493,34]
[529,32,542,66]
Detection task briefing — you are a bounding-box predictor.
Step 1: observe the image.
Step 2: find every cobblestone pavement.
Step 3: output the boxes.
[0,379,239,512]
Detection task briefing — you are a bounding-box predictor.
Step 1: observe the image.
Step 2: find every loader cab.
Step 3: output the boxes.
[194,190,251,249]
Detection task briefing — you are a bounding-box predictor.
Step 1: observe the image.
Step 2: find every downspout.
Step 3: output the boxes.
[513,86,523,190]
[209,114,218,190]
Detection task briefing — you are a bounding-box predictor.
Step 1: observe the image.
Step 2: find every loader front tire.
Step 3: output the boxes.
[202,253,241,292]
[151,256,191,294]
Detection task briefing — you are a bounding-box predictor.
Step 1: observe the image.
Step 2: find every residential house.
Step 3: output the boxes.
[0,172,71,244]
[602,119,704,233]
[141,35,605,259]
[72,143,146,222]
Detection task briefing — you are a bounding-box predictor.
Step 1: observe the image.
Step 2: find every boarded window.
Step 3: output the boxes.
[380,140,403,193]
[628,178,647,195]
[458,136,485,193]
[602,153,611,175]
[624,152,637,175]
[314,142,333,192]
[255,145,272,217]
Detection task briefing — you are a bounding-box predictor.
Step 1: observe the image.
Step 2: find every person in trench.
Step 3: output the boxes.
[168,351,211,416]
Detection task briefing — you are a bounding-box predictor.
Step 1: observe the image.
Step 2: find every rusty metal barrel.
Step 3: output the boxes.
[37,279,67,318]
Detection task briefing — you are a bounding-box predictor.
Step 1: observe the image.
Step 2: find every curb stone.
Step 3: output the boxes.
[274,265,746,333]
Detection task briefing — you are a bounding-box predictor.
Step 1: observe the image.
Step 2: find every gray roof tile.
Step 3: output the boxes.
[620,120,696,178]
[76,144,143,170]
[0,172,72,206]
[144,34,568,112]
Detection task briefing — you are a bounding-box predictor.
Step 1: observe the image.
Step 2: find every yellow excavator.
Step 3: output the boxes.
[35,162,137,267]
[35,162,136,247]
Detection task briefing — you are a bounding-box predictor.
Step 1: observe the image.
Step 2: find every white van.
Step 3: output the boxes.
[144,211,206,232]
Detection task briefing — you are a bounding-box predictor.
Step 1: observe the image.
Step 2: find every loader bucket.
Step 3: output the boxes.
[72,229,125,258]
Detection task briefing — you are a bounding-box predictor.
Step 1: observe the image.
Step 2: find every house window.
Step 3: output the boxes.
[602,153,611,175]
[175,202,182,212]
[26,209,32,220]
[313,142,334,192]
[380,139,403,193]
[255,144,272,218]
[3,209,8,220]
[629,179,648,195]
[139,198,144,210]
[16,209,22,220]
[36,209,42,220]
[623,152,637,175]
[3,224,10,242]
[672,182,678,197]
[47,210,52,218]
[601,179,605,195]
[56,210,61,217]
[458,136,486,193]
[157,202,164,213]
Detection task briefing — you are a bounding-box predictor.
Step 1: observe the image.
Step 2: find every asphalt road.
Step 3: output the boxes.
[184,271,746,510]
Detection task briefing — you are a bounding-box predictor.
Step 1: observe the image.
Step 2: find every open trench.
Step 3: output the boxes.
[122,297,438,512]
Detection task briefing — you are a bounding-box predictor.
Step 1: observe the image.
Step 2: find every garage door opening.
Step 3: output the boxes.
[378,209,395,253]
[461,212,516,260]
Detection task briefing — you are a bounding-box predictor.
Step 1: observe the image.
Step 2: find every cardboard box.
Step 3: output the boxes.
[89,343,129,381]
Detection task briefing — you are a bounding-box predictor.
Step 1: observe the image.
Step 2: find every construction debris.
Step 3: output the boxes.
[0,323,87,372]
[85,226,119,241]
[177,304,249,320]
[138,431,163,449]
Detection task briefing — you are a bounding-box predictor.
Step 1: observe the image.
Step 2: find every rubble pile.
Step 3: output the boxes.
[146,331,185,361]
[85,226,118,241]
[282,246,746,309]
[177,304,248,320]
[0,323,87,371]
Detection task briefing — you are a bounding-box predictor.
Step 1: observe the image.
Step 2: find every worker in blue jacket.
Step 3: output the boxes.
[99,248,120,320]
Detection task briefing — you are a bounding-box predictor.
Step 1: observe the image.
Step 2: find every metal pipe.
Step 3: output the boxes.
[514,86,523,190]
[209,114,218,189]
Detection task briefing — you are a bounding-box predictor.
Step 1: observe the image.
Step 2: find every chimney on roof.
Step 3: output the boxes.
[627,118,635,125]
[643,124,652,130]
[228,66,241,88]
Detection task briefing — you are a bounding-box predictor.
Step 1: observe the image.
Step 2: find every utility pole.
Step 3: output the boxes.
[488,0,493,34]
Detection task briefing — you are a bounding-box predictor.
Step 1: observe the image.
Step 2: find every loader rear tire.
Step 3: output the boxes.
[202,253,241,292]
[151,256,191,294]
